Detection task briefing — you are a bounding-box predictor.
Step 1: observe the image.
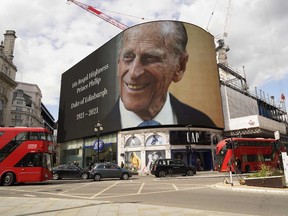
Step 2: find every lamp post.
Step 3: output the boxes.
[186,125,192,165]
[94,121,103,163]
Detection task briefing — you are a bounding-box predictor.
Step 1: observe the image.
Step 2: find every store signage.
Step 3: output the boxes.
[170,131,211,145]
[93,140,104,151]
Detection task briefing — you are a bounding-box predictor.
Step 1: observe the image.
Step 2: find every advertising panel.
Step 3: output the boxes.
[125,151,141,172]
[146,150,165,171]
[58,21,224,142]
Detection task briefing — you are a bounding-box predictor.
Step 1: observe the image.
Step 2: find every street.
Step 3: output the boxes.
[0,172,288,215]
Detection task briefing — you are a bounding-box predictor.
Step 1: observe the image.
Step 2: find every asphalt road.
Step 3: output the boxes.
[1,172,288,216]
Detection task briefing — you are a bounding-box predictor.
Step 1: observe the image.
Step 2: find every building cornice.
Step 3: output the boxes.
[0,72,17,88]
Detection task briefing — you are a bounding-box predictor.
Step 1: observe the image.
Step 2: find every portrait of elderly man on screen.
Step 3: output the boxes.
[102,21,216,131]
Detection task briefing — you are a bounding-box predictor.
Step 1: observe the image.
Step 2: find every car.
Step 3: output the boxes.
[150,159,196,177]
[90,162,132,181]
[52,164,90,180]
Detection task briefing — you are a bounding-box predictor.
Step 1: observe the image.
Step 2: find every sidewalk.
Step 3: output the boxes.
[0,196,256,216]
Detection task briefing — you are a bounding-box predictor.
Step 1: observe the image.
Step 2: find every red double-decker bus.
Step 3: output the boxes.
[0,127,54,186]
[215,137,286,173]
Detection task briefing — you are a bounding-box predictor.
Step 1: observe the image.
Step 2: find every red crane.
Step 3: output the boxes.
[67,0,128,30]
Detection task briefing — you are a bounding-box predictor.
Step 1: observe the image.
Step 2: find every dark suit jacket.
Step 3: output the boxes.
[101,94,216,133]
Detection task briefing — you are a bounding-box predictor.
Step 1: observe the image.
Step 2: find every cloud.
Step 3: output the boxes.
[1,0,287,120]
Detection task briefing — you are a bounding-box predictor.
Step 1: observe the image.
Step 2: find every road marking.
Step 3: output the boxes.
[90,182,119,199]
[90,186,209,200]
[67,182,95,191]
[0,179,213,201]
[23,194,36,197]
[172,184,179,191]
[137,183,145,194]
[54,182,96,194]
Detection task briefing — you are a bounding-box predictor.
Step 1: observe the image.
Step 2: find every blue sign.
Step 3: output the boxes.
[93,140,104,151]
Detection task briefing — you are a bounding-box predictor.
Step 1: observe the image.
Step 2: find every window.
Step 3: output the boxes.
[3,66,8,75]
[15,132,28,142]
[15,114,21,119]
[26,132,53,141]
[15,152,42,167]
[16,106,22,111]
[29,132,39,140]
[175,160,184,166]
[97,164,104,169]
[0,133,28,154]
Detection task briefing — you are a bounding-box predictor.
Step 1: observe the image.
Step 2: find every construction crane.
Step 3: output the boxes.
[216,0,232,66]
[67,0,128,30]
[223,0,232,40]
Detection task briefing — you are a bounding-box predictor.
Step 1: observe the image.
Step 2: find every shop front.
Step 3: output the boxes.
[118,128,222,174]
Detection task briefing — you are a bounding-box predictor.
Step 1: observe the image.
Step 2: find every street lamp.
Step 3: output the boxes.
[94,121,103,163]
[186,125,192,165]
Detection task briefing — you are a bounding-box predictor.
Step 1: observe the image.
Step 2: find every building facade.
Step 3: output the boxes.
[11,82,43,127]
[57,22,288,173]
[0,30,18,126]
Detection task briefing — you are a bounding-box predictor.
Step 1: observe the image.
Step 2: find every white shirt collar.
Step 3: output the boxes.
[120,93,177,128]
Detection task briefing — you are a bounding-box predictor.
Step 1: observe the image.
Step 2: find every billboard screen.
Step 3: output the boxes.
[58,21,224,142]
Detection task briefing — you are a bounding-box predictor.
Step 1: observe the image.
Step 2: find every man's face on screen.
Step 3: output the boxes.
[118,23,185,120]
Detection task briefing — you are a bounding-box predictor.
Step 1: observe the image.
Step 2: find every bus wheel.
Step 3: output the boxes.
[3,172,15,186]
[245,165,250,173]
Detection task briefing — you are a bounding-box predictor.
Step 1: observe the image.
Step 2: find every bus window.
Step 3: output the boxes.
[28,132,52,141]
[15,132,28,142]
[264,153,274,162]
[0,132,28,161]
[38,132,47,140]
[15,153,41,167]
[29,132,39,140]
[242,155,247,163]
[47,133,54,142]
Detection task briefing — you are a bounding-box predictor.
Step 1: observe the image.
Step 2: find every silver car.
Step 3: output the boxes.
[90,162,132,181]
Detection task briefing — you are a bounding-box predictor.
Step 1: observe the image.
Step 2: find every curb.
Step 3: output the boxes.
[212,182,288,195]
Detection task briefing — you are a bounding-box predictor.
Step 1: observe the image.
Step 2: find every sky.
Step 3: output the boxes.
[1,0,287,121]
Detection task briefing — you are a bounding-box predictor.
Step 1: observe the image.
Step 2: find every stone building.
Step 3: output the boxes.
[11,82,43,127]
[0,30,17,126]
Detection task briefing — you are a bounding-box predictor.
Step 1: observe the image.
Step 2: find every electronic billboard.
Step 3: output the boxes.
[57,21,224,142]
